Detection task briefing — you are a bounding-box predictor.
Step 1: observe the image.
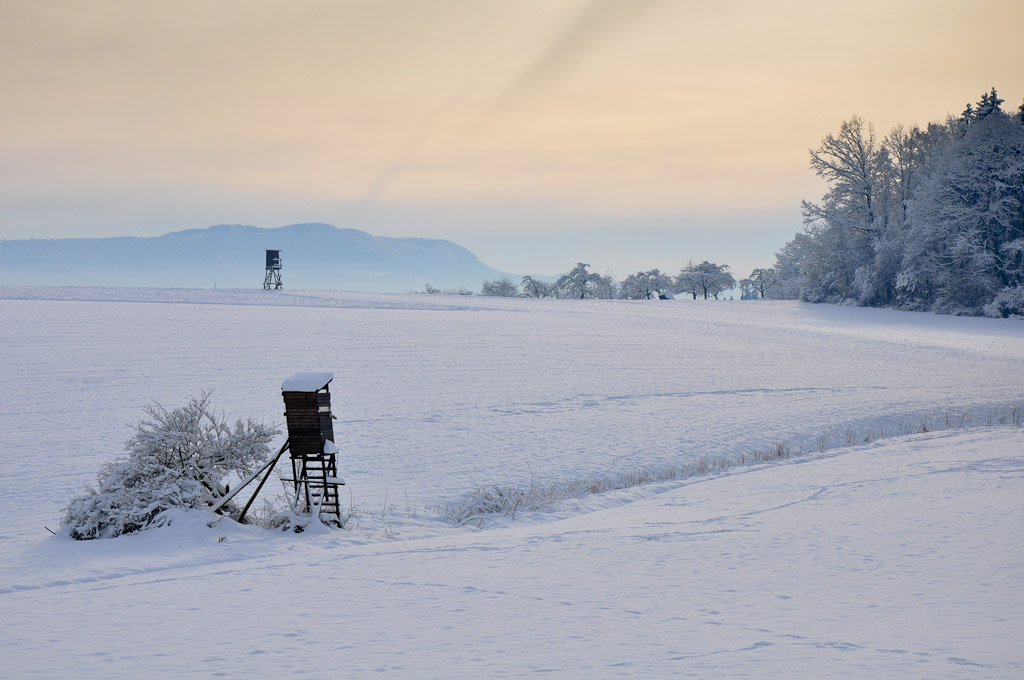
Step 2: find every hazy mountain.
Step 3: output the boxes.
[0,223,515,292]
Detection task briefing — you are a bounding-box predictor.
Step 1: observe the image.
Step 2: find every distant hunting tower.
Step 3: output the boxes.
[263,249,283,289]
[281,372,342,525]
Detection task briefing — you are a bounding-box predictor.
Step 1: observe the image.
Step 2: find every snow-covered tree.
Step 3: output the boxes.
[805,116,886,235]
[974,87,1004,122]
[62,392,279,539]
[673,261,700,299]
[899,93,1023,313]
[676,261,735,299]
[480,277,519,297]
[592,269,618,299]
[769,86,1022,315]
[520,275,553,298]
[740,268,778,299]
[555,263,591,299]
[554,263,615,299]
[984,284,1024,318]
[620,269,672,300]
[701,262,736,299]
[798,116,888,301]
[770,234,809,299]
[884,124,924,224]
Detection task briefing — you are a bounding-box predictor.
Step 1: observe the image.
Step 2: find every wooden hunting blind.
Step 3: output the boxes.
[211,371,345,528]
[282,372,335,455]
[281,372,342,524]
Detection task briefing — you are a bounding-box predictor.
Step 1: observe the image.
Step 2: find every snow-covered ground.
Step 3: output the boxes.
[1,287,1022,677]
[2,428,1022,678]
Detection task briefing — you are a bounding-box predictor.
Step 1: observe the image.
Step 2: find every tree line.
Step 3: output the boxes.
[745,87,1024,317]
[479,260,737,300]
[474,87,1022,315]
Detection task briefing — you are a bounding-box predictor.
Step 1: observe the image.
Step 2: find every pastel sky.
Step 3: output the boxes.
[2,0,1022,277]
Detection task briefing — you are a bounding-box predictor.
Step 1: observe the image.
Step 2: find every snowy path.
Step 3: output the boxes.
[1,428,1021,678]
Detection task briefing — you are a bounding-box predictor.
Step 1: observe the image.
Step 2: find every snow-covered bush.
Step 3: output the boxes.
[479,277,519,297]
[983,285,1024,318]
[62,451,205,540]
[63,392,279,540]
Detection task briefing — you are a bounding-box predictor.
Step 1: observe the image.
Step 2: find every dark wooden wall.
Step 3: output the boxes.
[283,391,329,457]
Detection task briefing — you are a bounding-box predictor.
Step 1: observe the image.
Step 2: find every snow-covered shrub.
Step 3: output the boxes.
[983,285,1024,318]
[479,277,519,297]
[63,392,279,540]
[62,452,205,540]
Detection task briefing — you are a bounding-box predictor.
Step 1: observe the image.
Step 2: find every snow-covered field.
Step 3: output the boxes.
[1,286,1022,678]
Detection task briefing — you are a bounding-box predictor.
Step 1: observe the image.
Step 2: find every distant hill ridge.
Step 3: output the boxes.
[0,223,513,292]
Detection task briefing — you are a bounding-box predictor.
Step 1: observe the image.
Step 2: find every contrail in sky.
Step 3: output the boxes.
[489,0,667,113]
[347,77,480,217]
[347,0,667,218]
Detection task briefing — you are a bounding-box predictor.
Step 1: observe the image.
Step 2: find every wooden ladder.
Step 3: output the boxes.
[296,454,343,526]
